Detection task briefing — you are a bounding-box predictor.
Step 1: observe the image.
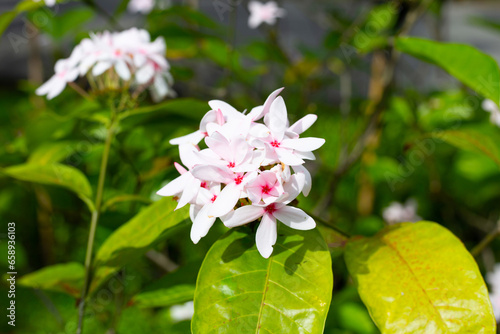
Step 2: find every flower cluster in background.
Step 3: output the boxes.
[157,88,325,258]
[34,0,56,7]
[382,199,421,225]
[482,99,500,127]
[487,264,500,322]
[248,1,286,29]
[36,28,174,101]
[128,0,156,14]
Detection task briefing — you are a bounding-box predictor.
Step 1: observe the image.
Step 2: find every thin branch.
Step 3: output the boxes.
[471,221,500,258]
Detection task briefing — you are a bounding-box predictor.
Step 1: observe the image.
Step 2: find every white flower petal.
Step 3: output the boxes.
[222,205,264,227]
[273,206,316,230]
[208,182,241,217]
[281,137,325,151]
[190,205,216,244]
[256,213,277,258]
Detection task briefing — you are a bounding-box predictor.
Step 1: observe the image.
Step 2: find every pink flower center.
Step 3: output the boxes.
[234,175,244,185]
[202,132,208,137]
[211,195,217,203]
[200,182,207,189]
[227,162,235,168]
[264,203,276,214]
[270,140,281,148]
[262,184,271,194]
[114,49,122,56]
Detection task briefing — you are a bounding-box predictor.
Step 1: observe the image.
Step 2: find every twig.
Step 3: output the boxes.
[471,221,500,258]
[315,0,435,214]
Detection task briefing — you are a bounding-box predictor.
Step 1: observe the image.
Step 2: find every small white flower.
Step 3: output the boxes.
[382,199,421,225]
[34,0,56,7]
[37,28,174,101]
[128,0,155,14]
[157,88,324,258]
[170,301,194,322]
[482,99,500,127]
[248,1,286,29]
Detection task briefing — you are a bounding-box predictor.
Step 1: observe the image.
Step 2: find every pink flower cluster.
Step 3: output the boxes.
[36,28,173,101]
[157,88,325,258]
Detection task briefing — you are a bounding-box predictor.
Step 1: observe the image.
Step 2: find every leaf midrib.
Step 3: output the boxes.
[255,251,273,334]
[382,234,449,331]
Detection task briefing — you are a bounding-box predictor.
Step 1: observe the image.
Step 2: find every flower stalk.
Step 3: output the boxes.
[76,109,118,334]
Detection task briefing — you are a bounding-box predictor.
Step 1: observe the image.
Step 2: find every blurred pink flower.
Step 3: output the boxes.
[248,1,286,29]
[128,0,155,14]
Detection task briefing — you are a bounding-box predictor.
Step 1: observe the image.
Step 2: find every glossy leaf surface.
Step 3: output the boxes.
[396,37,500,104]
[345,222,496,333]
[192,225,333,334]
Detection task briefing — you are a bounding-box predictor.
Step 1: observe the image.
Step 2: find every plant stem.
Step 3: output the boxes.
[307,212,350,238]
[471,221,500,258]
[76,111,117,334]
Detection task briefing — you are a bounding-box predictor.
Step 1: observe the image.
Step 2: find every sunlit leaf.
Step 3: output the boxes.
[18,262,84,298]
[396,37,500,104]
[2,163,94,211]
[192,225,333,334]
[345,222,496,333]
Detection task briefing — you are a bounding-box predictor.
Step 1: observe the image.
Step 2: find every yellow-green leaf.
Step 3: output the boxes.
[345,222,496,334]
[28,141,75,165]
[396,37,500,104]
[192,225,333,334]
[18,262,84,298]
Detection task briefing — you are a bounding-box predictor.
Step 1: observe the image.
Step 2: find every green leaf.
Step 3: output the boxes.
[0,0,65,37]
[345,222,496,333]
[18,262,84,298]
[101,194,152,212]
[31,7,94,40]
[192,225,333,334]
[2,163,94,210]
[28,141,75,165]
[118,98,208,122]
[91,197,189,290]
[395,37,500,104]
[352,3,397,54]
[470,17,500,34]
[132,260,201,308]
[429,127,500,168]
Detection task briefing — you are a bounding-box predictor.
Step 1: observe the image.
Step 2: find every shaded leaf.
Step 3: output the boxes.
[396,37,500,104]
[132,260,201,308]
[101,194,152,212]
[192,225,333,334]
[429,127,500,168]
[91,197,189,291]
[345,222,496,333]
[18,262,84,298]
